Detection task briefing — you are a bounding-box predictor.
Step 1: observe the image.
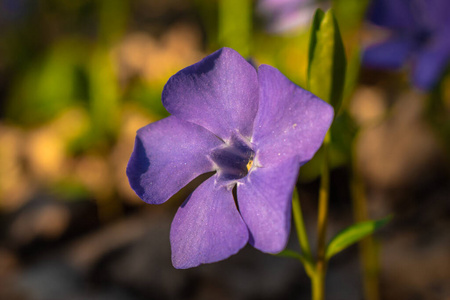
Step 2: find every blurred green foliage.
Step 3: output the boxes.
[7,40,81,125]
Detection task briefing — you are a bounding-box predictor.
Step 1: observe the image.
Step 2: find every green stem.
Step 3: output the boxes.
[314,131,331,300]
[317,132,330,262]
[351,141,380,300]
[292,188,315,278]
[292,188,312,261]
[311,265,326,300]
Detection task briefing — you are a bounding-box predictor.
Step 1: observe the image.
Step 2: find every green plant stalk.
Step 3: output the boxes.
[317,134,330,259]
[292,188,315,278]
[350,149,380,300]
[311,270,324,300]
[313,131,331,300]
[292,189,313,261]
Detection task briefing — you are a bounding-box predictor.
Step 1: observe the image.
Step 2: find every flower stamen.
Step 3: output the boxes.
[246,159,253,172]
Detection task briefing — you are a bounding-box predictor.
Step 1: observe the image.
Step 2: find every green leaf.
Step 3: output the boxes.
[326,216,391,260]
[277,249,305,261]
[307,9,347,113]
[307,9,325,69]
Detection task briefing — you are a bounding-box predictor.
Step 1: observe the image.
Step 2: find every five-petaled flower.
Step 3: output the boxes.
[363,0,450,90]
[126,48,333,269]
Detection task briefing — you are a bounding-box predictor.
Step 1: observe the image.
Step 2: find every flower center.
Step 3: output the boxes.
[210,134,255,181]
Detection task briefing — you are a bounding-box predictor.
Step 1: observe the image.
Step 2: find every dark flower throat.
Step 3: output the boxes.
[210,134,255,181]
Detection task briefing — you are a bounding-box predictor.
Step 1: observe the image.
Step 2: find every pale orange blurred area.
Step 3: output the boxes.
[114,22,205,85]
[13,105,156,215]
[0,124,32,211]
[74,154,112,198]
[356,91,444,189]
[0,108,91,211]
[350,86,387,126]
[23,108,89,184]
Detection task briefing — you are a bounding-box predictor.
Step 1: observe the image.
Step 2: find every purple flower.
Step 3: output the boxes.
[363,0,450,90]
[127,48,333,269]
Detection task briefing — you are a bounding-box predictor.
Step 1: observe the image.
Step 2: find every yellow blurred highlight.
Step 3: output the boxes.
[24,108,89,183]
[280,39,309,86]
[0,125,32,211]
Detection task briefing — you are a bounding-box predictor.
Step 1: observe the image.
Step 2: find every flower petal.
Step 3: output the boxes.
[162,47,259,140]
[363,36,416,69]
[367,0,416,31]
[424,0,450,31]
[170,175,249,269]
[413,33,450,90]
[252,65,333,166]
[126,116,222,204]
[237,157,299,253]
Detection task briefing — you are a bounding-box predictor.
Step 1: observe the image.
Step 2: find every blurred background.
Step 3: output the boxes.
[0,0,449,299]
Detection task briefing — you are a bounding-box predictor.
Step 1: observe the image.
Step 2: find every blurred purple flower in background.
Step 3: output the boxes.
[258,0,327,33]
[0,0,32,22]
[363,0,450,90]
[127,48,333,269]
